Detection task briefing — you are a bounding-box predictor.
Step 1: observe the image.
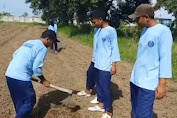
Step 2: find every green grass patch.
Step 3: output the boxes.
[59,24,93,37]
[59,24,94,46]
[173,41,177,79]
[0,21,5,27]
[118,38,138,62]
[0,22,47,27]
[73,34,93,46]
[59,25,77,37]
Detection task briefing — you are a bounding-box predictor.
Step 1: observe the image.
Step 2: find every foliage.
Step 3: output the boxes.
[26,0,150,27]
[117,23,142,40]
[0,12,11,21]
[0,12,11,16]
[172,42,177,79]
[155,0,177,40]
[59,24,93,37]
[155,0,177,18]
[21,12,28,17]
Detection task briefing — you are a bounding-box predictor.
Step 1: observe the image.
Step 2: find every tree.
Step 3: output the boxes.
[107,0,151,27]
[155,0,177,39]
[21,12,28,17]
[26,0,150,27]
[0,12,11,19]
[0,12,11,16]
[155,0,177,18]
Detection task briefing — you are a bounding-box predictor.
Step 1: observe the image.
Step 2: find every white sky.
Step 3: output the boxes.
[152,0,175,20]
[0,0,33,16]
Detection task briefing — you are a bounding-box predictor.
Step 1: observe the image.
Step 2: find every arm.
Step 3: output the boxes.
[111,62,117,75]
[33,48,50,87]
[156,78,167,99]
[38,75,50,87]
[156,28,173,99]
[110,29,121,75]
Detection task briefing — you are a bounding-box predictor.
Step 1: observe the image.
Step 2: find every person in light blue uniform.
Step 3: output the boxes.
[128,4,173,118]
[48,19,58,53]
[77,9,121,118]
[53,18,58,36]
[5,30,59,118]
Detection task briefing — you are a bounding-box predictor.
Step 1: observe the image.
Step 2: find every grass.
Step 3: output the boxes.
[59,25,94,46]
[73,34,93,46]
[118,38,138,62]
[0,21,5,27]
[173,42,177,79]
[0,21,47,27]
[60,25,177,80]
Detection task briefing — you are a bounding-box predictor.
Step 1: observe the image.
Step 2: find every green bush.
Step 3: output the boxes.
[79,24,93,34]
[118,23,142,40]
[172,28,177,41]
[59,24,93,37]
[170,20,177,41]
[173,42,177,79]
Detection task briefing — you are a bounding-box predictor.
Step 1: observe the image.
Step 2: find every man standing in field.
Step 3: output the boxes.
[78,9,121,118]
[48,19,59,54]
[128,4,173,118]
[5,30,59,118]
[53,18,58,36]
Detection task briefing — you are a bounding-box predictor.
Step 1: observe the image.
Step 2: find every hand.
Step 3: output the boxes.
[111,65,116,75]
[41,80,50,88]
[155,79,167,99]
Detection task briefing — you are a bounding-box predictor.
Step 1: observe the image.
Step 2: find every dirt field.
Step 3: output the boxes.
[0,23,177,118]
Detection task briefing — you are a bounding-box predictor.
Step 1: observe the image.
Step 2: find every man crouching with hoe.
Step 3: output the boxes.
[5,30,59,118]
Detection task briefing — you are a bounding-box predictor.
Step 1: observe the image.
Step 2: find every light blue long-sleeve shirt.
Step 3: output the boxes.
[130,24,173,90]
[48,25,57,37]
[5,40,47,81]
[54,24,58,33]
[48,25,55,32]
[92,26,121,72]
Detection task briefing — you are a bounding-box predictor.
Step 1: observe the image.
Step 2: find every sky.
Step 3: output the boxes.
[151,0,175,20]
[0,0,33,16]
[0,0,175,20]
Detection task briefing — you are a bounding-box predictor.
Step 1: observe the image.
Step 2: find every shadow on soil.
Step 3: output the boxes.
[111,81,123,102]
[111,81,123,114]
[32,90,69,118]
[31,81,123,117]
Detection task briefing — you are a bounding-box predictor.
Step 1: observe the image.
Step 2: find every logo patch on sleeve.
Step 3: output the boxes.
[102,38,106,42]
[148,41,154,47]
